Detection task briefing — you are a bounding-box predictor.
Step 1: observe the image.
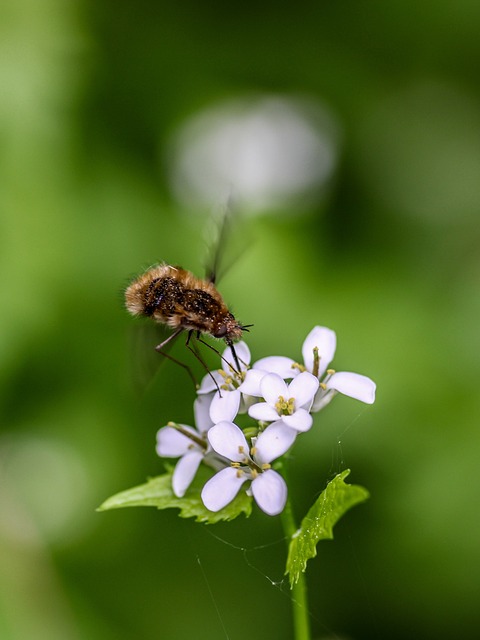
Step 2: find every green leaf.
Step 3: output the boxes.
[97,467,252,524]
[285,469,369,587]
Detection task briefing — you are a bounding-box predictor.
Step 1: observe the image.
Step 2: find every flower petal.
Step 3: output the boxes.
[194,395,214,433]
[302,326,336,377]
[248,402,280,422]
[207,421,249,462]
[201,467,248,512]
[288,371,319,407]
[255,421,297,464]
[156,425,197,457]
[311,388,336,412]
[223,341,251,371]
[253,356,297,378]
[238,368,267,396]
[327,371,376,404]
[172,450,204,497]
[251,470,287,515]
[197,370,223,394]
[282,409,313,432]
[260,373,289,406]
[210,389,241,423]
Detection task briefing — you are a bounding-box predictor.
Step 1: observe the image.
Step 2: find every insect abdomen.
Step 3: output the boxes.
[144,276,183,317]
[125,264,227,334]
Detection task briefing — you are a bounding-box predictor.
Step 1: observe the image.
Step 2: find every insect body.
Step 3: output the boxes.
[125,263,249,373]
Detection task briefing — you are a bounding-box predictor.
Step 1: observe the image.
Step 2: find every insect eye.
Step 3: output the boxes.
[214,325,228,338]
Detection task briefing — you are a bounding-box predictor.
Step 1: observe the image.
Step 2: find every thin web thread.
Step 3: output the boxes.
[200,527,344,639]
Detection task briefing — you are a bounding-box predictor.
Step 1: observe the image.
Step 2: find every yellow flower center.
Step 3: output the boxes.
[275,395,295,415]
[218,367,246,391]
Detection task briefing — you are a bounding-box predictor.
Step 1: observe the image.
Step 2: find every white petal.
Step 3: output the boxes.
[251,470,287,516]
[253,356,297,378]
[210,389,241,423]
[260,373,288,406]
[197,370,223,394]
[156,425,196,457]
[327,371,376,404]
[282,409,313,432]
[255,421,297,464]
[311,388,336,412]
[207,421,249,462]
[223,341,251,371]
[238,368,267,396]
[201,467,248,512]
[302,326,336,377]
[194,395,214,433]
[248,402,280,422]
[288,371,319,407]
[172,451,204,497]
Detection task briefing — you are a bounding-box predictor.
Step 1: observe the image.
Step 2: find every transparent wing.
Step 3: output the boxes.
[203,198,251,284]
[129,321,182,395]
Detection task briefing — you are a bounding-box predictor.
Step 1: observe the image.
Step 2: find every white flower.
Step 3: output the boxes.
[312,370,376,411]
[201,421,296,515]
[237,366,272,397]
[197,341,251,423]
[251,355,299,380]
[248,371,319,432]
[249,326,376,410]
[301,325,337,378]
[156,395,223,498]
[301,326,376,411]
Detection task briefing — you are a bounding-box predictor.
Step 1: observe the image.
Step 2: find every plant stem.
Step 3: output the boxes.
[281,496,311,640]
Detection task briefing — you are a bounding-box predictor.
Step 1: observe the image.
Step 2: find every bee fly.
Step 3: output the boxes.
[125,263,251,382]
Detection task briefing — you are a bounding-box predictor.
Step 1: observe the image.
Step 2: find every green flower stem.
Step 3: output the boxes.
[281,495,311,640]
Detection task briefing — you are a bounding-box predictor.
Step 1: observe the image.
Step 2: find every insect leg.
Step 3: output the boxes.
[196,336,242,375]
[185,332,222,395]
[154,326,185,352]
[155,327,198,389]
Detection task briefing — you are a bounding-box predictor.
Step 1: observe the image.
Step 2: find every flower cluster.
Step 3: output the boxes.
[156,326,376,516]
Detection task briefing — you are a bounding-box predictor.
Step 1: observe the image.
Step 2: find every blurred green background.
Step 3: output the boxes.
[1,1,480,639]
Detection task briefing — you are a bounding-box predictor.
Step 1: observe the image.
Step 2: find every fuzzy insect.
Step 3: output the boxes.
[125,263,250,375]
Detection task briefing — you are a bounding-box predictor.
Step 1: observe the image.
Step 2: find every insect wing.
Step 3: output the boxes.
[203,199,250,285]
[129,321,182,394]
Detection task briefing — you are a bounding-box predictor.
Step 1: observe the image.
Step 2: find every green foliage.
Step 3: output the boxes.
[285,470,369,587]
[98,467,252,524]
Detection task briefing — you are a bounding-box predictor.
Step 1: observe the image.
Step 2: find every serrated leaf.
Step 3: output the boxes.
[97,467,252,524]
[286,469,369,587]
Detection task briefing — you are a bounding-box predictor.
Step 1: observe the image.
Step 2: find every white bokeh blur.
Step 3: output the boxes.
[167,95,341,216]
